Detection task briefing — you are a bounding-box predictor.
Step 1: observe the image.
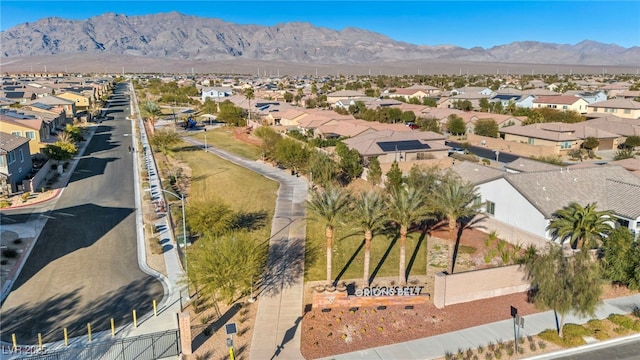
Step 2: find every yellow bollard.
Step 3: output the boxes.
[111,318,115,336]
[38,333,43,350]
[11,333,17,351]
[229,346,235,360]
[63,328,68,347]
[133,310,137,328]
[153,300,157,317]
[87,323,92,342]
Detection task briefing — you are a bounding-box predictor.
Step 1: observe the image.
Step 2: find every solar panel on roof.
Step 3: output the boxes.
[377,140,431,152]
[31,102,53,110]
[6,112,35,120]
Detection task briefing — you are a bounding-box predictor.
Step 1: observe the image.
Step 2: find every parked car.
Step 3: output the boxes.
[405,122,419,130]
[448,147,465,155]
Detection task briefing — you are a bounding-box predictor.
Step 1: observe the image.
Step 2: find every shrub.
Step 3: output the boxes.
[563,323,591,337]
[0,200,10,208]
[21,192,31,202]
[585,319,610,340]
[608,314,635,329]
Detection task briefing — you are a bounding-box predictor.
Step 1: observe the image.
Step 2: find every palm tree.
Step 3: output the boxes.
[140,101,163,124]
[350,190,387,286]
[435,176,482,274]
[547,202,614,250]
[307,187,351,284]
[387,186,427,285]
[244,87,255,127]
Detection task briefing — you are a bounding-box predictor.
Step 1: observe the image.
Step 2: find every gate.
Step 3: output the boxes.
[15,330,180,360]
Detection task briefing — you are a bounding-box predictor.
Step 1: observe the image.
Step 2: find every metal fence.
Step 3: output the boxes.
[16,330,180,360]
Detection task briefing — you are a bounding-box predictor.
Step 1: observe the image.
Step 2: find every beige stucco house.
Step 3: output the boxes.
[587,99,640,119]
[532,95,590,114]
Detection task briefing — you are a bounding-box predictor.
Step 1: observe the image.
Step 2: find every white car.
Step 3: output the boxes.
[448,147,465,155]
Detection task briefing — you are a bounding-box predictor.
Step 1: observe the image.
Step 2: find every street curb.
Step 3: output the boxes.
[523,332,640,359]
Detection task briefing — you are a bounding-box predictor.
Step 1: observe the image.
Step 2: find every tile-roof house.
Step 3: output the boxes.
[326,90,366,104]
[584,115,640,138]
[453,163,640,241]
[504,158,561,173]
[532,95,590,114]
[587,99,640,119]
[0,131,33,194]
[500,122,620,152]
[27,96,76,119]
[342,129,447,163]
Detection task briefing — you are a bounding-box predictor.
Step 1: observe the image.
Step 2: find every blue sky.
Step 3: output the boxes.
[1,1,639,48]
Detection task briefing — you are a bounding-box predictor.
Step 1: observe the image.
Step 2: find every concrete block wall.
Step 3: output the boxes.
[433,265,530,309]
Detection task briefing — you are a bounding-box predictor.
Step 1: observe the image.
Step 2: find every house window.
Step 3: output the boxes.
[11,131,21,137]
[8,152,16,164]
[612,108,617,113]
[616,218,630,228]
[562,105,568,110]
[19,149,24,162]
[528,138,534,145]
[593,107,598,112]
[561,142,572,149]
[486,201,495,215]
[25,131,36,140]
[624,109,631,114]
[0,156,5,167]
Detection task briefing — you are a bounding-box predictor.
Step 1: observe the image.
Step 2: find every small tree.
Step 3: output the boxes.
[385,161,404,193]
[447,115,466,136]
[601,227,640,289]
[43,142,77,165]
[614,148,635,160]
[150,128,181,154]
[474,119,499,138]
[581,137,600,158]
[526,245,602,337]
[187,230,267,306]
[367,157,382,186]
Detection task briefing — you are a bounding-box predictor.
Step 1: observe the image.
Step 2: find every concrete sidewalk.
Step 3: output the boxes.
[181,136,309,360]
[321,293,640,360]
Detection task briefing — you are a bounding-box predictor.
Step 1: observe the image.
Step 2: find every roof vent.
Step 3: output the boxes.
[574,178,578,182]
[542,186,546,191]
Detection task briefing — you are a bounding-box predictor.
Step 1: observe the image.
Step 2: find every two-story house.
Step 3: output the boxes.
[0,132,33,194]
[201,87,233,102]
[587,99,640,119]
[532,95,590,114]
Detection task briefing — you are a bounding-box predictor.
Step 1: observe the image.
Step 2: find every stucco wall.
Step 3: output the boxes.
[467,134,558,157]
[433,265,530,308]
[478,178,550,239]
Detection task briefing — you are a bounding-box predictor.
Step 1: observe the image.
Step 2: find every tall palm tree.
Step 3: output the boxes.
[140,101,163,124]
[387,186,427,285]
[244,87,255,127]
[350,190,387,286]
[435,176,482,274]
[307,187,351,284]
[547,202,614,250]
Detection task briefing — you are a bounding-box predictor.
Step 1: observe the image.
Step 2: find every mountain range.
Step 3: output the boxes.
[1,12,639,66]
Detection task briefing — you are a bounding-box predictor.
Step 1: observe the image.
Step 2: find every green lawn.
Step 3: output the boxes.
[169,128,429,285]
[305,219,429,283]
[170,138,278,244]
[191,127,262,160]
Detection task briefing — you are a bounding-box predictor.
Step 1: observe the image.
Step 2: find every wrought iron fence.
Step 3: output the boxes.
[14,330,180,360]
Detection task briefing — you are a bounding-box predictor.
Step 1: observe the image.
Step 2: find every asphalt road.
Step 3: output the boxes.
[447,140,521,164]
[0,83,163,344]
[549,336,640,360]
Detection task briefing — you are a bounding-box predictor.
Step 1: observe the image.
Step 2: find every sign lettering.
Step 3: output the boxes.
[353,286,424,297]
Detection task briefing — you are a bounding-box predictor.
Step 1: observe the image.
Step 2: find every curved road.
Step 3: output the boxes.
[0,84,163,344]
